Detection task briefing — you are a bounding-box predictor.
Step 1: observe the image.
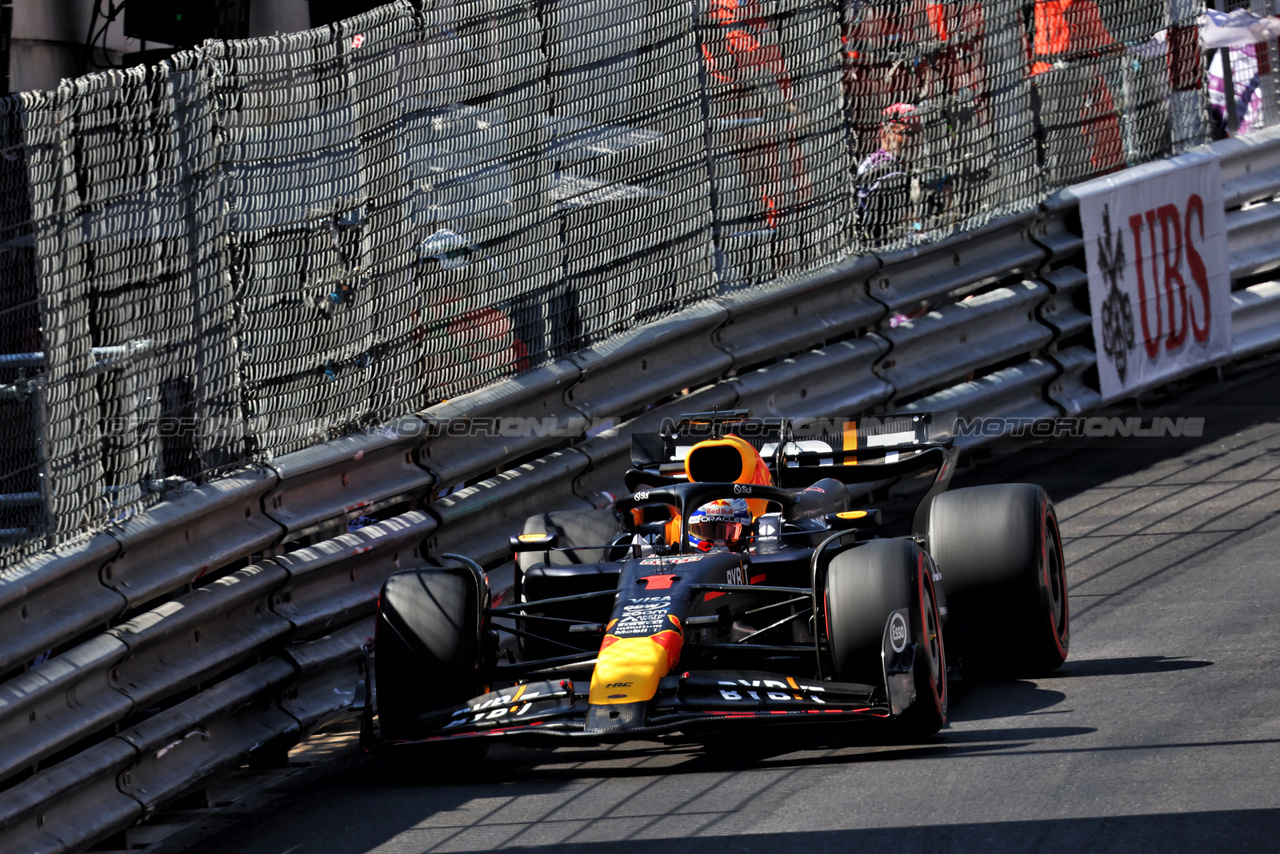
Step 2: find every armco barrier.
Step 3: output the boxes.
[0,533,123,674]
[1029,197,1084,265]
[103,471,284,612]
[0,740,141,854]
[107,566,292,713]
[875,282,1055,401]
[279,619,373,734]
[7,129,1280,854]
[729,337,891,417]
[115,658,300,818]
[429,451,596,567]
[262,419,437,542]
[418,362,584,488]
[1047,346,1104,416]
[1217,125,1280,208]
[1232,282,1280,359]
[1038,268,1092,344]
[270,512,438,639]
[711,255,883,371]
[0,632,375,854]
[901,359,1063,450]
[868,213,1047,314]
[1225,199,1280,281]
[0,563,288,784]
[0,635,131,786]
[564,302,734,423]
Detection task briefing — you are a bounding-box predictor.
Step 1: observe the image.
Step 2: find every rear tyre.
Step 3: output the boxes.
[375,565,487,741]
[927,483,1069,677]
[825,539,947,739]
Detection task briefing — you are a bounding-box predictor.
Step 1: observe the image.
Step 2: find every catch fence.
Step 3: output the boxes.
[0,0,1212,566]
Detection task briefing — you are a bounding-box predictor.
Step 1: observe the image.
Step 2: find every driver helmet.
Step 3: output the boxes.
[688,498,752,551]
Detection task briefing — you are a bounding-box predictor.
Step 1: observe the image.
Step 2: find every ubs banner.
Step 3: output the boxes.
[1077,151,1232,402]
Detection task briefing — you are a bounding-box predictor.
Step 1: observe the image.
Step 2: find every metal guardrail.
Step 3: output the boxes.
[5,131,1280,854]
[105,472,285,613]
[902,359,1063,450]
[877,282,1055,400]
[0,738,140,854]
[730,336,890,418]
[262,419,437,542]
[711,255,883,370]
[271,512,438,639]
[417,362,585,489]
[431,451,595,567]
[870,212,1047,314]
[0,533,123,675]
[1226,198,1280,280]
[1231,281,1280,359]
[1216,124,1280,208]
[0,627,373,854]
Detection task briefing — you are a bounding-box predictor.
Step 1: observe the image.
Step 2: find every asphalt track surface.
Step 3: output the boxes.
[187,357,1280,854]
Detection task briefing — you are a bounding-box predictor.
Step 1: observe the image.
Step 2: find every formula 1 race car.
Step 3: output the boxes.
[359,411,1069,752]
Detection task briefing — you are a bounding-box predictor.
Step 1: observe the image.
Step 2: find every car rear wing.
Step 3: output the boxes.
[631,412,956,476]
[627,411,959,537]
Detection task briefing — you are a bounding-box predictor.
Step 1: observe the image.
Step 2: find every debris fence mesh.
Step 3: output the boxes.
[0,0,1213,563]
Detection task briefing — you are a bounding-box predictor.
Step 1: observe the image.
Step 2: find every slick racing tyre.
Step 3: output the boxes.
[927,483,1069,676]
[375,565,487,741]
[824,538,947,739]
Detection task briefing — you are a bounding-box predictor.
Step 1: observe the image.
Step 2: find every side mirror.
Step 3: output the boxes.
[824,509,883,529]
[510,532,559,553]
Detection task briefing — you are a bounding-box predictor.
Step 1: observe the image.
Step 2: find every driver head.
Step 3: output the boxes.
[688,498,752,552]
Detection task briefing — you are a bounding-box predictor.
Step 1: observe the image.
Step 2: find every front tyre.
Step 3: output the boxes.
[374,565,487,741]
[824,539,947,739]
[927,483,1069,676]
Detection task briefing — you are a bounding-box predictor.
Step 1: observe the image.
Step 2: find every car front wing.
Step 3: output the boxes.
[361,670,888,750]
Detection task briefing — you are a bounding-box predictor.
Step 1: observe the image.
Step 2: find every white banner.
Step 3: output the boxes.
[1077,151,1232,401]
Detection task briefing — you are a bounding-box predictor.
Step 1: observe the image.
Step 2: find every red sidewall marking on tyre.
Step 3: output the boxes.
[1041,500,1069,658]
[823,589,832,670]
[917,552,946,721]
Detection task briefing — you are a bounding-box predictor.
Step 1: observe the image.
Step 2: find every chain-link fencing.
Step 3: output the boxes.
[0,0,1223,567]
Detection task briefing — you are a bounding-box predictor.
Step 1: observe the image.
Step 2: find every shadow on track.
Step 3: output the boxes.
[411,808,1280,854]
[1052,655,1213,677]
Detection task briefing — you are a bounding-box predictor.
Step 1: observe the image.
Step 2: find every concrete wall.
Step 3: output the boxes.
[9,0,311,93]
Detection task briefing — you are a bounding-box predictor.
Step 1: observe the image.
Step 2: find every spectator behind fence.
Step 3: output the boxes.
[843,2,990,239]
[842,1,934,154]
[701,0,811,275]
[1202,9,1280,137]
[855,103,921,244]
[1027,0,1124,177]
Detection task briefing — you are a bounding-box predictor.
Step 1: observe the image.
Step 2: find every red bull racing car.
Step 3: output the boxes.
[359,412,1069,751]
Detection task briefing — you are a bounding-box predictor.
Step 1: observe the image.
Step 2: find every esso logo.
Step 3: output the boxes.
[889,612,909,653]
[733,484,752,495]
